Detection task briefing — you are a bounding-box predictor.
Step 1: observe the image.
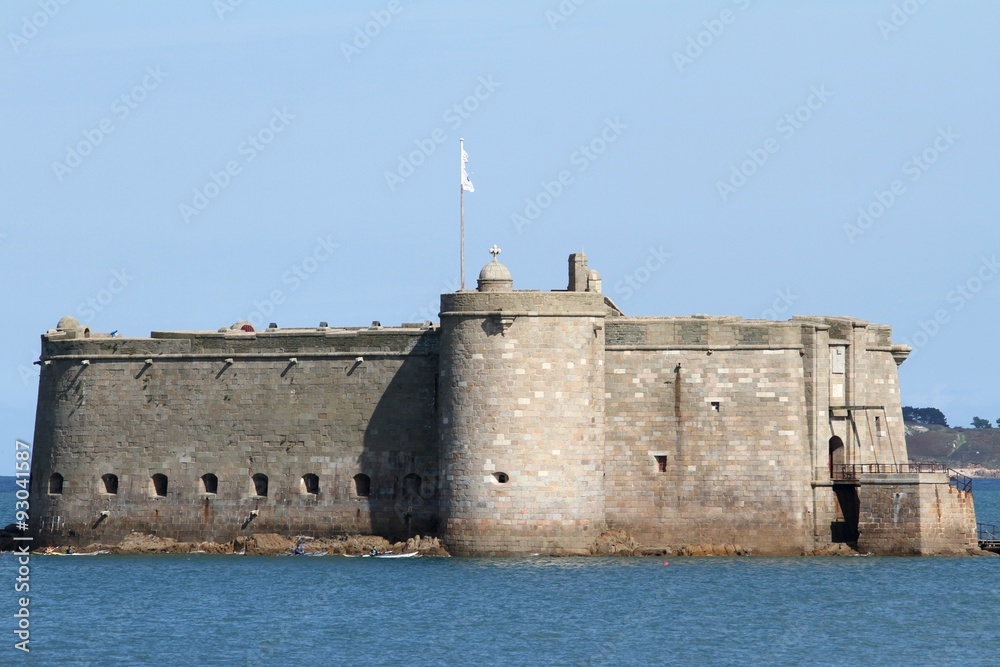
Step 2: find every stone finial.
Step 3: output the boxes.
[478,246,513,292]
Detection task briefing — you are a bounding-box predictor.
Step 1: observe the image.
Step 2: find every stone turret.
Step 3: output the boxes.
[438,249,608,555]
[477,244,513,292]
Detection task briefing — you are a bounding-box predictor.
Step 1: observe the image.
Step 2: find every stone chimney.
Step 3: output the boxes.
[568,252,588,292]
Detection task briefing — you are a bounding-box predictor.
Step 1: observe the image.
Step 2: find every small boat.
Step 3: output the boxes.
[279,551,329,557]
[343,551,420,559]
[43,550,111,556]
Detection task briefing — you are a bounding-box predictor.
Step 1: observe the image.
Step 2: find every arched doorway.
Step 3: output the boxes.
[828,436,845,477]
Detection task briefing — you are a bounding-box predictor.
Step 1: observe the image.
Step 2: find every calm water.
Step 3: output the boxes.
[1,478,998,666]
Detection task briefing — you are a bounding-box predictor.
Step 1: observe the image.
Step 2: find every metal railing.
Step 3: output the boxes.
[831,463,972,491]
[979,523,997,542]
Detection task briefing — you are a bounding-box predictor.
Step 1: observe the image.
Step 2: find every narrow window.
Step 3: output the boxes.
[151,473,168,497]
[102,474,118,495]
[403,473,421,496]
[201,473,218,494]
[493,472,509,484]
[302,473,319,495]
[252,473,268,497]
[654,455,667,473]
[49,473,64,494]
[354,473,371,497]
[711,401,720,412]
[875,416,882,436]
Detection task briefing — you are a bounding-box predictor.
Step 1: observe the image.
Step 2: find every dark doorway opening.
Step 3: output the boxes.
[49,473,64,495]
[102,474,118,495]
[151,473,168,497]
[831,484,860,543]
[252,473,268,497]
[354,474,371,497]
[302,473,319,495]
[201,473,218,494]
[828,436,845,477]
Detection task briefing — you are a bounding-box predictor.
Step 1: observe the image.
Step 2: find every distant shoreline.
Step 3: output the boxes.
[950,467,1000,479]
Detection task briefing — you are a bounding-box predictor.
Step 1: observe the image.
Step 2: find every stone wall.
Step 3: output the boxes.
[28,275,974,556]
[857,473,979,555]
[438,291,607,555]
[29,327,440,546]
[603,318,815,555]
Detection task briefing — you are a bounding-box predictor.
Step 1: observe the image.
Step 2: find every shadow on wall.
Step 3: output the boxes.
[360,336,439,541]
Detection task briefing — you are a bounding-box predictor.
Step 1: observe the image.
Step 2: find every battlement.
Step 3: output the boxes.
[40,325,441,360]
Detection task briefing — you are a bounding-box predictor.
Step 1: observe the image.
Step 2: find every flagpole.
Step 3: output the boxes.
[460,137,465,291]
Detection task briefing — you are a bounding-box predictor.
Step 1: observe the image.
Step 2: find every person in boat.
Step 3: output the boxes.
[370,547,379,556]
[66,546,74,554]
[294,542,305,555]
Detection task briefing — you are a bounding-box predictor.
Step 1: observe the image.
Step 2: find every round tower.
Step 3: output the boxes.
[438,248,607,555]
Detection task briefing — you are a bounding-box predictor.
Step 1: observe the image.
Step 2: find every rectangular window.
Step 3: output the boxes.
[654,455,667,473]
[711,401,720,412]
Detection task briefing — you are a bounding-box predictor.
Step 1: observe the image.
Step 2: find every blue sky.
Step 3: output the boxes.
[3,1,999,475]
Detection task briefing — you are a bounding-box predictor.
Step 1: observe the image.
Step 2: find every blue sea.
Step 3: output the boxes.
[1,477,998,666]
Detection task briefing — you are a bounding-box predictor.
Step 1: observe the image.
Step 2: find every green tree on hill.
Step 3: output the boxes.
[971,416,992,429]
[902,406,949,427]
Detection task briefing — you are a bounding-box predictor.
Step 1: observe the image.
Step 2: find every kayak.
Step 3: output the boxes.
[35,550,111,556]
[279,551,329,557]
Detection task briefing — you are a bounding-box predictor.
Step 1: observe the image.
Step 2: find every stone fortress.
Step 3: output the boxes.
[29,250,979,555]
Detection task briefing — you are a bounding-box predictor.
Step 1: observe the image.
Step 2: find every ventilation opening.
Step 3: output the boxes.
[654,455,667,473]
[201,473,218,494]
[493,472,509,484]
[710,401,720,412]
[48,473,64,495]
[403,473,421,496]
[354,474,371,497]
[102,473,118,495]
[302,473,319,495]
[252,473,269,497]
[151,473,168,497]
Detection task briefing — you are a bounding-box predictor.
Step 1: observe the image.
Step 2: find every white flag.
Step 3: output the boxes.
[461,146,475,193]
